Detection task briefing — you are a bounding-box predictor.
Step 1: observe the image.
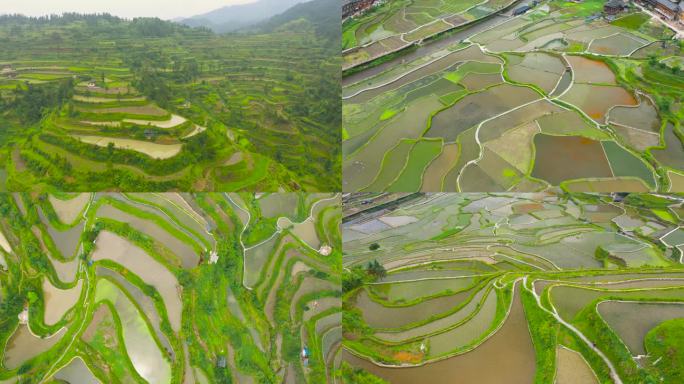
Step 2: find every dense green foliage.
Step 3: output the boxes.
[0,192,341,383]
[645,318,684,383]
[339,361,388,384]
[0,10,340,191]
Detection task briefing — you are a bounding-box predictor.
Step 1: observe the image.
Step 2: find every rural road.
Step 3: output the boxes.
[525,277,624,384]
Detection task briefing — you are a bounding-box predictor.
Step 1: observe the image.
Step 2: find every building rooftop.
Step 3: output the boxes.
[653,0,680,12]
[605,0,625,8]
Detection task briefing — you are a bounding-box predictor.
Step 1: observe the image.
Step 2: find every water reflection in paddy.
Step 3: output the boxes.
[277,216,320,250]
[47,254,80,284]
[597,301,684,355]
[42,278,83,325]
[343,285,535,383]
[426,288,498,357]
[94,279,171,384]
[37,207,84,259]
[48,193,90,225]
[91,231,182,331]
[243,234,279,288]
[53,356,99,384]
[3,325,67,369]
[97,266,174,357]
[96,204,199,269]
[356,285,477,329]
[375,287,489,342]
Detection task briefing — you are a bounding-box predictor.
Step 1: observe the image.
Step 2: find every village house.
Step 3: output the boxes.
[513,4,532,15]
[643,0,683,21]
[0,64,12,74]
[604,0,627,15]
[343,0,377,19]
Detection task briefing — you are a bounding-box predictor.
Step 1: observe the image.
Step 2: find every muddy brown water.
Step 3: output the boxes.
[425,289,498,357]
[355,286,476,329]
[48,254,80,284]
[342,284,535,383]
[531,134,612,185]
[374,287,489,343]
[3,325,67,369]
[561,84,637,122]
[565,56,616,84]
[555,347,598,384]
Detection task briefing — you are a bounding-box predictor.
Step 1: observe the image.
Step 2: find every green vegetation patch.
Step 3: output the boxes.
[645,318,684,383]
[387,140,442,191]
[611,13,650,30]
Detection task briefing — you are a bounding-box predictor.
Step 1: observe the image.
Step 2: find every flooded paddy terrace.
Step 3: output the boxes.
[0,193,341,383]
[343,1,679,192]
[343,192,684,382]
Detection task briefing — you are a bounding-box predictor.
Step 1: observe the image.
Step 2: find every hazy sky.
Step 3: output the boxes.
[1,0,256,20]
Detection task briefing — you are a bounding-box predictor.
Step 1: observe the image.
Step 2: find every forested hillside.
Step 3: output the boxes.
[0,11,340,191]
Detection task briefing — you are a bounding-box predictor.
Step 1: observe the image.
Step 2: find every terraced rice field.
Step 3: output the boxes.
[341,192,684,384]
[343,0,683,192]
[0,192,341,383]
[0,14,340,191]
[343,0,518,70]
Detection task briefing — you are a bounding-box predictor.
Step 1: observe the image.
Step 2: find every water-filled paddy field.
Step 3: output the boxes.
[343,1,684,192]
[0,192,341,383]
[343,0,518,69]
[342,192,684,383]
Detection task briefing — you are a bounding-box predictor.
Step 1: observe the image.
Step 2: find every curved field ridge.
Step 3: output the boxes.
[342,192,684,384]
[343,0,683,192]
[0,14,340,191]
[0,192,341,383]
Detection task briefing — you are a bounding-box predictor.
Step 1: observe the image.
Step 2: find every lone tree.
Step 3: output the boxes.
[369,243,380,251]
[648,54,658,67]
[366,260,386,279]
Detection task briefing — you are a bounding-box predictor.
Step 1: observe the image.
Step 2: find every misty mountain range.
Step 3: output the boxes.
[175,0,308,33]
